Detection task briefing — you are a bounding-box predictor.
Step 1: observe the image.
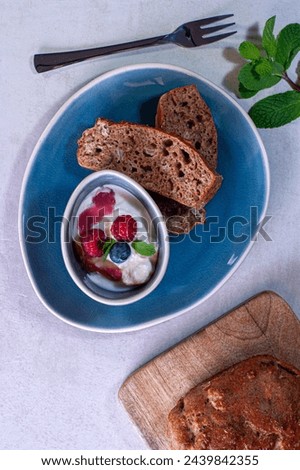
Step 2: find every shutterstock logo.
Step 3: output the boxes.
[25,206,272,244]
[193,206,272,244]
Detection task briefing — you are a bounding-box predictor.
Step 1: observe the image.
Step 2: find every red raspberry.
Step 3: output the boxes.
[111,215,137,242]
[78,189,115,236]
[92,189,115,215]
[81,229,106,257]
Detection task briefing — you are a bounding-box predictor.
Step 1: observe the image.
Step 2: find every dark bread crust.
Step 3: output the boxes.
[168,355,300,450]
[77,118,222,210]
[148,191,206,234]
[156,85,218,170]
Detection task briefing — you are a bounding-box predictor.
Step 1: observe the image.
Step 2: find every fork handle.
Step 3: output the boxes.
[34,35,166,73]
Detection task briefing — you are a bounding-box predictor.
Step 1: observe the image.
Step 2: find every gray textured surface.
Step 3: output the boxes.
[1,0,300,450]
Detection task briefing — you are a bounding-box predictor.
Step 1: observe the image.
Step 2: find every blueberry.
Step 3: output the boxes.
[109,242,131,263]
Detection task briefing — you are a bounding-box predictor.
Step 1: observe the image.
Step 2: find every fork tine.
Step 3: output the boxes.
[200,30,237,45]
[201,22,235,35]
[195,13,234,27]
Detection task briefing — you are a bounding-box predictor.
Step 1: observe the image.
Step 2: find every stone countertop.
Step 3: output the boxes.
[1,0,299,449]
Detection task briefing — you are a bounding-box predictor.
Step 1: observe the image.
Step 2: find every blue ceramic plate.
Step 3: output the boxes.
[19,64,269,332]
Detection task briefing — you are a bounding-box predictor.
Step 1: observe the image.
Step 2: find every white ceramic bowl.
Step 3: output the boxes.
[61,170,169,306]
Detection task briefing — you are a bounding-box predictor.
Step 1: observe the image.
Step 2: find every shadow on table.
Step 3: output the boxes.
[222,22,262,96]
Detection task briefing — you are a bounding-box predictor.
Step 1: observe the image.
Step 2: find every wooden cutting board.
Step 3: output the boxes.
[119,291,300,449]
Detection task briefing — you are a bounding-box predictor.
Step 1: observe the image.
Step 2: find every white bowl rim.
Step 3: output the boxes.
[60,169,170,306]
[18,62,270,333]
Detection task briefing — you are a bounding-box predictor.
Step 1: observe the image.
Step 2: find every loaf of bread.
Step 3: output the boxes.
[168,355,300,450]
[156,85,218,170]
[77,118,222,210]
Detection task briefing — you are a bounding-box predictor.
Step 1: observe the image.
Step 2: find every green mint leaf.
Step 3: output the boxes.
[132,241,156,257]
[238,62,281,91]
[239,41,261,60]
[262,16,277,58]
[249,90,300,128]
[276,23,300,70]
[102,239,116,260]
[271,61,284,75]
[238,83,259,99]
[255,58,273,76]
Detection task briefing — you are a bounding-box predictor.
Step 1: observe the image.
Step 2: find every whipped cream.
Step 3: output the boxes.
[74,184,158,290]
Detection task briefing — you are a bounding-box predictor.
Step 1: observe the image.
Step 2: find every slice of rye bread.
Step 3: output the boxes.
[155,84,218,170]
[168,355,300,450]
[77,118,222,210]
[152,85,218,233]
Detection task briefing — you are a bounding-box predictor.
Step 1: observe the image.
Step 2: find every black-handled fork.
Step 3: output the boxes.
[34,14,236,73]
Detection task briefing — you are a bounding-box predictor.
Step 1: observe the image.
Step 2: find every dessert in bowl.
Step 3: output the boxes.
[61,170,169,306]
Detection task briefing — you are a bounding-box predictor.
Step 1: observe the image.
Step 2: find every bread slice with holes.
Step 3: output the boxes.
[151,84,218,232]
[156,85,218,170]
[77,118,222,209]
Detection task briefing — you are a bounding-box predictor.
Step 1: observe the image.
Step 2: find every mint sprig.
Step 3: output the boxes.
[262,16,277,58]
[102,239,116,260]
[102,238,156,259]
[237,16,300,128]
[249,91,300,128]
[132,241,156,257]
[238,62,281,92]
[276,23,300,70]
[239,41,260,60]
